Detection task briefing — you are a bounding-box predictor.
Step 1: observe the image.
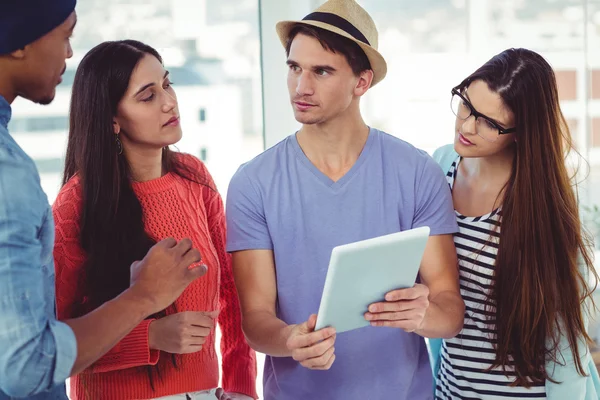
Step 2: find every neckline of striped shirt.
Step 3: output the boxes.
[446,156,503,223]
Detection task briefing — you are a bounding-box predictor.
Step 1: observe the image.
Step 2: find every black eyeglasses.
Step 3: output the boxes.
[451,88,516,143]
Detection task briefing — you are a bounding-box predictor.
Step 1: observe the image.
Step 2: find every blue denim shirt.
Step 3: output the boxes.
[0,95,76,399]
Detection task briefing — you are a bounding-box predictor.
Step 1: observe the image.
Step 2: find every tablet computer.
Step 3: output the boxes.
[315,226,430,333]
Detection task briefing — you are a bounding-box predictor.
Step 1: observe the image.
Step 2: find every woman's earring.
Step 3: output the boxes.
[115,134,123,155]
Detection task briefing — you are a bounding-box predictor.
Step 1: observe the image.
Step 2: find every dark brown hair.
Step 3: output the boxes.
[285,24,371,76]
[456,48,597,387]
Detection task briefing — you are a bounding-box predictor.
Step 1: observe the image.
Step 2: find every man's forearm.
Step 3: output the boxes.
[64,288,153,375]
[416,291,464,339]
[242,310,295,357]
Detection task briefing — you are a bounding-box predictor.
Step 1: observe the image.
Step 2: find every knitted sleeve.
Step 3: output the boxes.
[198,162,258,398]
[52,178,159,373]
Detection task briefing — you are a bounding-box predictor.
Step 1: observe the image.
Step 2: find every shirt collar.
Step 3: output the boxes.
[0,95,12,129]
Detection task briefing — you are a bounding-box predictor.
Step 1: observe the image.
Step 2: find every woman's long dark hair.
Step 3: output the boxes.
[455,48,598,386]
[63,40,209,389]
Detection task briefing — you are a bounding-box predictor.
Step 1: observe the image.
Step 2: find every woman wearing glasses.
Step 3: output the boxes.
[429,48,600,399]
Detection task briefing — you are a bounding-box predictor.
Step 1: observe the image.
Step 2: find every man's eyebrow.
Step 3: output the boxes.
[312,65,337,72]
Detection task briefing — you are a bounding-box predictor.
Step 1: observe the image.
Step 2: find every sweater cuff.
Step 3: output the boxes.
[223,361,258,399]
[91,319,159,373]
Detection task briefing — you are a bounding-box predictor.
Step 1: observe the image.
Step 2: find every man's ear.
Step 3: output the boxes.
[354,69,374,97]
[9,46,28,60]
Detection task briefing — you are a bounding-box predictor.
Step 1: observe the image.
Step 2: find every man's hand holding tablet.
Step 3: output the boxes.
[364,284,430,332]
[286,314,337,370]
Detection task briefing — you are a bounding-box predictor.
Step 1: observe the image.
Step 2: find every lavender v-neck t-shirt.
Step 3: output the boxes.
[226,128,458,399]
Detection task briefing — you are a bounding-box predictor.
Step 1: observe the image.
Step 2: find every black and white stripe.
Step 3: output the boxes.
[436,157,547,399]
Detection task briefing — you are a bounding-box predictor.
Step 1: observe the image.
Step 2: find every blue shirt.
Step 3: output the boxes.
[226,128,459,400]
[0,95,76,399]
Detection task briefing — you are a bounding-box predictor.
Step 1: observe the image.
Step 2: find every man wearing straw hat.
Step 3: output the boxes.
[226,0,464,398]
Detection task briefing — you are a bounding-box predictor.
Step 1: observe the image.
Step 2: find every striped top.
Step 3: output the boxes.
[435,157,547,399]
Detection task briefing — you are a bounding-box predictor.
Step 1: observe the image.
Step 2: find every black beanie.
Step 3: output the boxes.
[0,0,77,55]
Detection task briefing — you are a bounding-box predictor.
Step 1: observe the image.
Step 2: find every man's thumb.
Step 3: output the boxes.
[305,314,317,331]
[188,264,208,281]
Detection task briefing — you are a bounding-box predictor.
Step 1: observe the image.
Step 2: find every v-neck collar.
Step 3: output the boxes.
[291,127,376,191]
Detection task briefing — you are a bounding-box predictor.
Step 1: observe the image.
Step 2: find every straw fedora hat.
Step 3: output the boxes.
[276,0,387,87]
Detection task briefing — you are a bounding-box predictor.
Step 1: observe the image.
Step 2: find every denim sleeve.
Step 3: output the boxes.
[0,146,77,397]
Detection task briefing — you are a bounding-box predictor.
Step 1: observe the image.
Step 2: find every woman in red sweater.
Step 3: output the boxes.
[52,40,257,400]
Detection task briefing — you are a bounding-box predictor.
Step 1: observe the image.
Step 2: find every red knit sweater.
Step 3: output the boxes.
[52,154,257,400]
